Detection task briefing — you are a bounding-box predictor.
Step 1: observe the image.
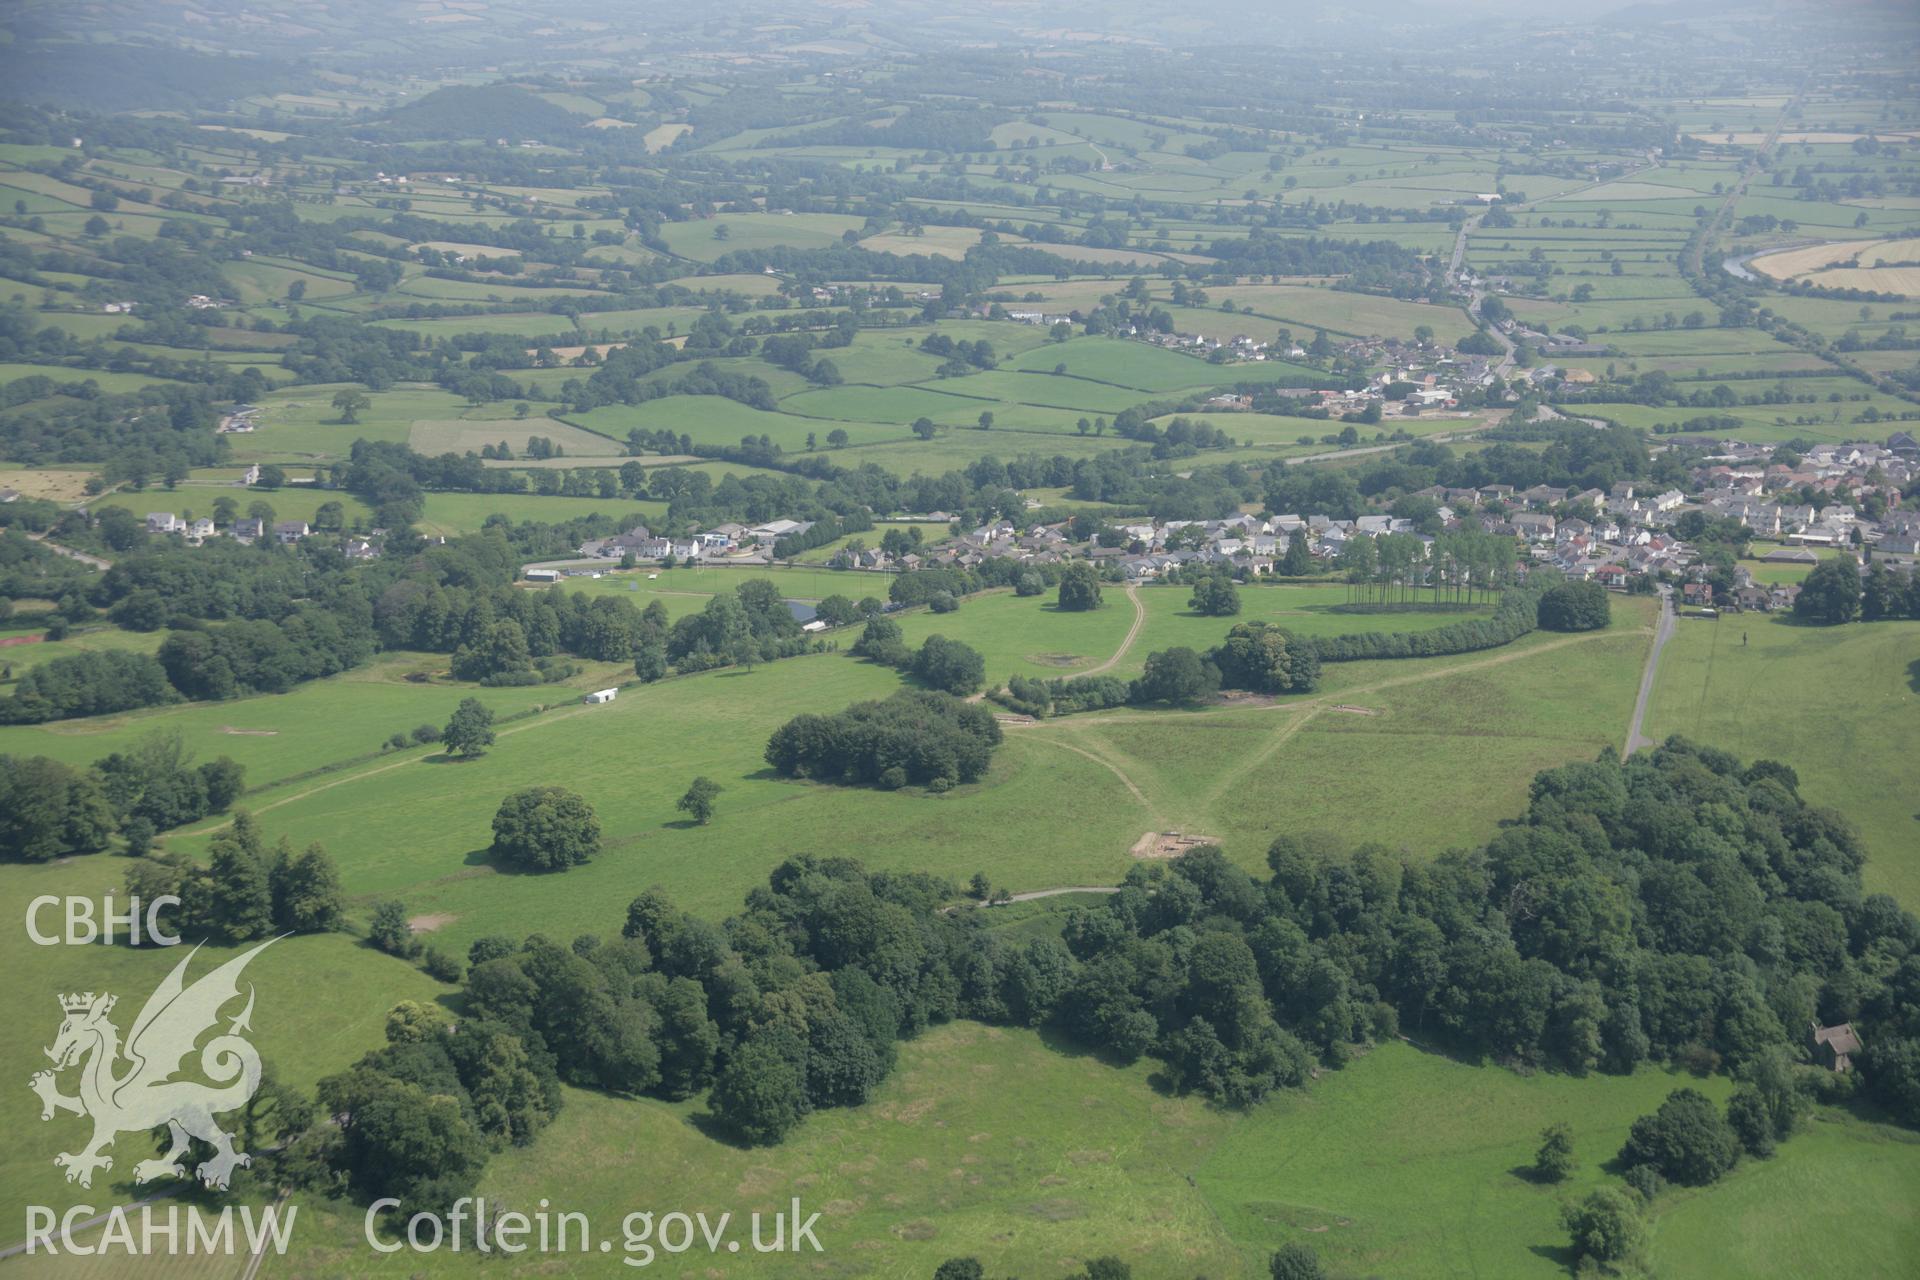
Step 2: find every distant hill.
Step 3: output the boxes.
[0,40,298,111]
[380,85,587,143]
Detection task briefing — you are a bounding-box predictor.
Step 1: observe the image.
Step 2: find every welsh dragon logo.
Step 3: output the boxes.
[30,940,274,1191]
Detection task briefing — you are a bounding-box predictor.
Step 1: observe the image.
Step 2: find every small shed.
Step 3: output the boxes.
[525,568,561,583]
[1811,1021,1861,1073]
[584,688,618,705]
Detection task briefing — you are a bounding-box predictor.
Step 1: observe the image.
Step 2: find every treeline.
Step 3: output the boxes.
[1107,410,1236,456]
[1,730,244,861]
[8,518,641,722]
[1306,579,1546,662]
[0,648,179,723]
[2,583,377,723]
[771,105,1007,153]
[157,602,376,700]
[1067,447,1254,517]
[0,358,228,474]
[575,348,779,414]
[1201,231,1433,295]
[1261,426,1671,520]
[1793,555,1920,625]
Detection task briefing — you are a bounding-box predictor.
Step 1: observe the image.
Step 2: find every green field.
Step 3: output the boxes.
[1126,582,1499,669]
[67,593,1660,971]
[0,362,184,395]
[406,417,626,457]
[0,623,161,678]
[0,651,577,785]
[226,385,466,460]
[92,483,371,528]
[894,587,1142,681]
[1041,599,1657,862]
[656,212,867,261]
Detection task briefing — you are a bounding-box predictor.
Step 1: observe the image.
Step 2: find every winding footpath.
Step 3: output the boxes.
[977,886,1121,907]
[1625,585,1676,755]
[26,532,112,570]
[1080,583,1146,677]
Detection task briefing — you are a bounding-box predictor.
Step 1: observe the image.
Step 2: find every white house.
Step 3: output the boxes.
[147,513,184,534]
[584,688,618,705]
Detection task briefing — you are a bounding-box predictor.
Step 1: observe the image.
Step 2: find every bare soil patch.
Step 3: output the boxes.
[526,342,629,361]
[1024,652,1088,668]
[1329,704,1380,716]
[407,912,457,934]
[219,725,279,735]
[1129,830,1218,860]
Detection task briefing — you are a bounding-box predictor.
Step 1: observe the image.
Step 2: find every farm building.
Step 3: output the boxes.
[524,568,562,583]
[584,688,618,705]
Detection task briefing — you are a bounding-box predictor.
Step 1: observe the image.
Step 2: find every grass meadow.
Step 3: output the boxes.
[0,623,162,679]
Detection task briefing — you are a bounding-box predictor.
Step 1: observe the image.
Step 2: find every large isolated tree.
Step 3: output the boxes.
[331,389,371,424]
[443,697,496,757]
[1189,571,1242,616]
[1532,1120,1576,1182]
[677,776,722,825]
[490,786,601,872]
[1056,561,1104,612]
